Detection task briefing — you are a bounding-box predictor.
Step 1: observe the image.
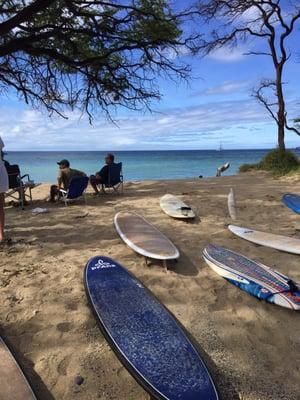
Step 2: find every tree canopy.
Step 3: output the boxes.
[0,0,196,119]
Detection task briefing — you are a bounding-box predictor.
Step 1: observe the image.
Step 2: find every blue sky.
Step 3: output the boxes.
[1,3,300,151]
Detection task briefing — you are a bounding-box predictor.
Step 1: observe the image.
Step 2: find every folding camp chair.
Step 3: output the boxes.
[59,176,89,206]
[101,162,123,194]
[5,164,39,209]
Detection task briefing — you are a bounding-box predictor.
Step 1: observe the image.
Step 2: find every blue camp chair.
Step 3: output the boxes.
[60,176,89,206]
[101,162,123,194]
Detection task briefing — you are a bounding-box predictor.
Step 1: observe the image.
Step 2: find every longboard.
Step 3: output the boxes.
[282,193,300,214]
[228,225,300,255]
[160,194,195,219]
[84,256,219,399]
[0,336,37,400]
[114,212,179,262]
[203,244,300,310]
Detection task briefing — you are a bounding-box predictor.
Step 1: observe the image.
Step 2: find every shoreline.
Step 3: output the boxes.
[8,164,300,191]
[1,172,300,399]
[4,148,281,183]
[14,169,275,186]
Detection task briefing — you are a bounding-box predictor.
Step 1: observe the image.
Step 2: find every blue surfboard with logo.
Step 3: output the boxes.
[84,256,219,400]
[282,193,300,214]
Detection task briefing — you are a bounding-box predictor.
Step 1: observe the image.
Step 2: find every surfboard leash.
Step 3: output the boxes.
[265,279,299,300]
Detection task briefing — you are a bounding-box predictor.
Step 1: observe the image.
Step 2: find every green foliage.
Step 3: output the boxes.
[0,0,189,118]
[294,118,300,129]
[239,163,258,173]
[239,149,300,176]
[132,0,181,43]
[258,149,300,174]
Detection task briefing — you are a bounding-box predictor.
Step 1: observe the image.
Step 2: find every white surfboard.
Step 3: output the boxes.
[114,212,180,261]
[228,225,300,255]
[216,162,230,177]
[160,194,195,219]
[227,188,237,220]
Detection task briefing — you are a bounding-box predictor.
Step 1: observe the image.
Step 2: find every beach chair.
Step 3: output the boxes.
[59,176,89,206]
[5,164,39,209]
[101,162,123,194]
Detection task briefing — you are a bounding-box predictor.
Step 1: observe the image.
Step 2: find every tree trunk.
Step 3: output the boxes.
[276,64,286,152]
[277,123,285,152]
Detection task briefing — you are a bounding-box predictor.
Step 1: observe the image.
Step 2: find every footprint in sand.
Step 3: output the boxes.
[56,322,73,332]
[57,355,72,376]
[63,287,73,294]
[65,301,79,311]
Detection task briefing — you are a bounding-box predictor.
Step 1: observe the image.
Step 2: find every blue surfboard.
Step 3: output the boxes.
[203,244,300,310]
[282,193,300,214]
[84,256,219,400]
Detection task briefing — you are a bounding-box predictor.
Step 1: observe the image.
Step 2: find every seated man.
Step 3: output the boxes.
[90,153,116,195]
[3,153,27,206]
[50,159,86,202]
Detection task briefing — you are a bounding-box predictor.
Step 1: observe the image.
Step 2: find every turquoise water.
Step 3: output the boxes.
[4,150,291,182]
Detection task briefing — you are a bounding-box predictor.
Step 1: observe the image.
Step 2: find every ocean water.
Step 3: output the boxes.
[4,149,289,183]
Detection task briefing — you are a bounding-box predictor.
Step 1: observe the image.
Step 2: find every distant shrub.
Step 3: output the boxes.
[239,163,258,172]
[258,149,300,175]
[239,149,300,176]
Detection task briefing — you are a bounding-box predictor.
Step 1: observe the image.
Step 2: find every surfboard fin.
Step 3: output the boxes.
[287,279,299,293]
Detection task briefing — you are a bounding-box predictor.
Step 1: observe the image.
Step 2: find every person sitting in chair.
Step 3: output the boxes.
[90,153,116,195]
[0,138,9,244]
[2,153,28,206]
[50,159,86,202]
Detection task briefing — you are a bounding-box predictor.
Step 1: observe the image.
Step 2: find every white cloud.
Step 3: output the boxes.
[0,96,282,151]
[240,4,279,27]
[157,116,174,125]
[240,6,262,25]
[202,80,250,95]
[162,45,191,60]
[208,45,249,62]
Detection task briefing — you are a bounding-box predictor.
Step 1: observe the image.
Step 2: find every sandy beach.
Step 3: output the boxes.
[1,171,299,400]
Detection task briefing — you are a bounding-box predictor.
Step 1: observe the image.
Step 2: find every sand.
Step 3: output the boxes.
[0,171,299,400]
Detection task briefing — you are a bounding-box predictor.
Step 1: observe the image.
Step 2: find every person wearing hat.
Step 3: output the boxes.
[50,159,86,202]
[0,136,9,243]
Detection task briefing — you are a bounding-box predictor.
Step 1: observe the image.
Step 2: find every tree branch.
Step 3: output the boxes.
[0,0,56,36]
[0,0,197,119]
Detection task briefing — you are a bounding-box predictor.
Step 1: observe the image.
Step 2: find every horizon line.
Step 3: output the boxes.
[5,147,298,152]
